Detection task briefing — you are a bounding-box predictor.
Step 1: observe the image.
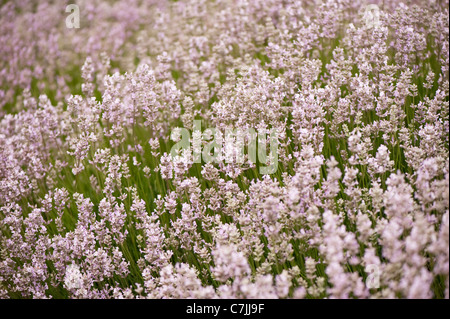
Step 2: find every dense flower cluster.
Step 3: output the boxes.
[0,0,448,299]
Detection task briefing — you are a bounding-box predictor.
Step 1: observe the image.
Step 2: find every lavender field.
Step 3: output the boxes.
[0,0,448,299]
